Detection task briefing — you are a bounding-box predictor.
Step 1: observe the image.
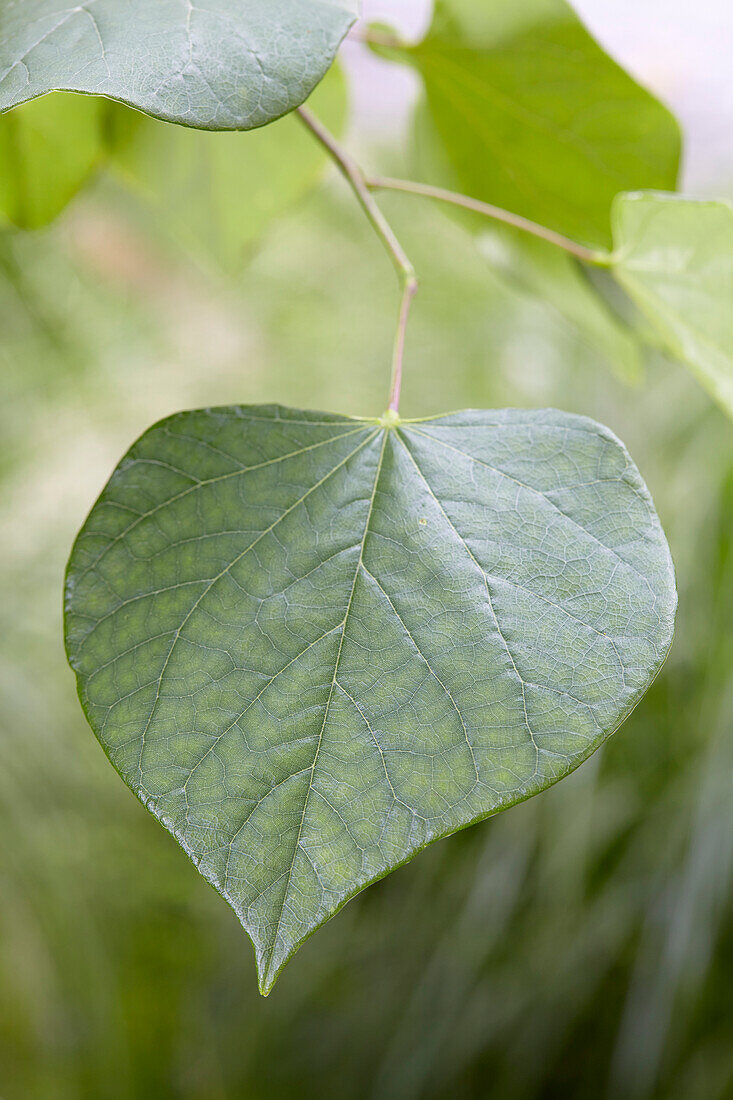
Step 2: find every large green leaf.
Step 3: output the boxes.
[109,66,346,271]
[389,0,680,249]
[0,92,107,227]
[64,405,676,993]
[0,0,357,129]
[612,193,733,420]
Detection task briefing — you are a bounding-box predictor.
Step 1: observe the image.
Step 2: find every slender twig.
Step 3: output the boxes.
[389,277,418,412]
[296,107,417,414]
[366,175,612,266]
[296,109,612,412]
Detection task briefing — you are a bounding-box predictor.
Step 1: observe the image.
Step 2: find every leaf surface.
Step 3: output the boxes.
[0,0,357,129]
[64,405,676,992]
[612,193,733,419]
[390,0,680,248]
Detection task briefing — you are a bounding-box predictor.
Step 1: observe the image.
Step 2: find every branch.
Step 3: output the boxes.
[365,175,612,266]
[296,107,417,414]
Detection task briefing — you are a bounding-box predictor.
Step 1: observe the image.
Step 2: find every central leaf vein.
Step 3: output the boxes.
[135,429,378,794]
[261,428,390,981]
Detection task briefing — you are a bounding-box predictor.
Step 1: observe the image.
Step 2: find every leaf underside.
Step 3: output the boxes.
[0,0,358,129]
[65,406,676,993]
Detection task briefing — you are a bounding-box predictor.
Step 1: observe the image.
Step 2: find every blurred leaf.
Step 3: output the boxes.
[387,0,680,249]
[481,232,643,384]
[64,404,676,994]
[0,0,357,129]
[0,92,107,228]
[110,66,347,271]
[412,98,643,384]
[612,193,733,419]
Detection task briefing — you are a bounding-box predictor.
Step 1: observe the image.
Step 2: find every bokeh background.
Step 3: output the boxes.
[1,2,732,1097]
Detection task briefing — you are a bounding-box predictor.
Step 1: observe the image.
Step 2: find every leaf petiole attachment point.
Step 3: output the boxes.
[378,408,402,429]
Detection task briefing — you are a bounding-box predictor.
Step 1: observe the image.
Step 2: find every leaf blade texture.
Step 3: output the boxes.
[0,0,358,129]
[612,192,733,420]
[64,405,676,993]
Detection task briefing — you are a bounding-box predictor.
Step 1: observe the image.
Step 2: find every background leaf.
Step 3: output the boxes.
[0,92,108,228]
[109,66,347,271]
[612,192,733,420]
[65,404,676,994]
[479,230,643,385]
[388,0,680,248]
[0,0,358,129]
[410,97,643,384]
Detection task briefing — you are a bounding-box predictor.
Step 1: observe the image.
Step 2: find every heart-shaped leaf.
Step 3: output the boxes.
[383,0,680,249]
[64,405,676,993]
[0,0,358,129]
[612,192,733,420]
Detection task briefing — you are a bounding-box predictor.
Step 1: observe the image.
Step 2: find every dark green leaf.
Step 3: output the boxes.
[65,405,676,993]
[612,192,733,419]
[0,0,357,129]
[390,0,680,249]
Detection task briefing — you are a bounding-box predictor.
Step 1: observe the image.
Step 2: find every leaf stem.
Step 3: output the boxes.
[296,106,417,414]
[365,175,613,266]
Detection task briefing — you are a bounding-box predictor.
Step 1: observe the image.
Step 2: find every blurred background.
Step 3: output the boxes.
[1,1,732,1097]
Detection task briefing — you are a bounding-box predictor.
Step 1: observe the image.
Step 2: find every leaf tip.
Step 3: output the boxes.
[257,965,278,998]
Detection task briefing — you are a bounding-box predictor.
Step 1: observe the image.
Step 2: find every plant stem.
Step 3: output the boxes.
[366,175,613,266]
[296,106,417,414]
[296,108,611,411]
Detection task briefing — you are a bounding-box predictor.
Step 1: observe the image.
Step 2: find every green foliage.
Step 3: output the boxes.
[110,66,347,270]
[612,193,733,419]
[411,99,644,384]
[0,189,730,1096]
[65,404,675,991]
[0,93,108,228]
[485,231,643,384]
[389,0,680,248]
[0,0,357,128]
[0,0,728,1000]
